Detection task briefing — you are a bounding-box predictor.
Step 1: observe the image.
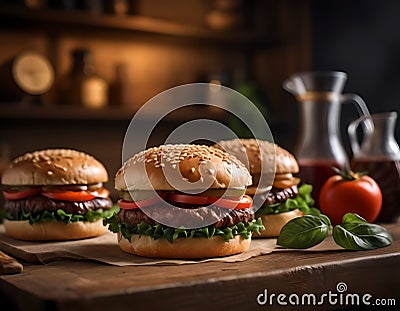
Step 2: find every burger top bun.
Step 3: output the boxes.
[1,149,108,186]
[214,139,299,176]
[115,144,252,191]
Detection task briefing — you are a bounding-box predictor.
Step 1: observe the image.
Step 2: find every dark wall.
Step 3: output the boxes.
[310,0,400,146]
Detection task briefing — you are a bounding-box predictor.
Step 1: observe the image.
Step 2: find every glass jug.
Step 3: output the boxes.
[283,71,370,203]
[348,112,400,223]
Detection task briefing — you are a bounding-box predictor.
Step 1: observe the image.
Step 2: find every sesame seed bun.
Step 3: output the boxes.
[1,149,111,242]
[213,139,299,176]
[1,149,108,186]
[117,232,251,259]
[214,139,303,238]
[115,144,252,191]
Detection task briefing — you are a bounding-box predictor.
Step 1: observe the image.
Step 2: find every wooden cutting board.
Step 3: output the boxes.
[0,250,23,274]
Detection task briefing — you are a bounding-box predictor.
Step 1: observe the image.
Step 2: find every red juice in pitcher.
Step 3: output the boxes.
[351,158,400,223]
[298,159,343,206]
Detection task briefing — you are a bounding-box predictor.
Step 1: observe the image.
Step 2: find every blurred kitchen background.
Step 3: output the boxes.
[0,0,399,193]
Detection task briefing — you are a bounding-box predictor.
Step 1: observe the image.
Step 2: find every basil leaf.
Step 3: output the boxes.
[277,215,330,249]
[305,207,320,216]
[319,214,331,227]
[333,222,393,250]
[341,212,367,225]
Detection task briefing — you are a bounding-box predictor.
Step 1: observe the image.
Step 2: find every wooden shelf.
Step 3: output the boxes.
[0,5,280,49]
[0,104,134,121]
[0,103,227,122]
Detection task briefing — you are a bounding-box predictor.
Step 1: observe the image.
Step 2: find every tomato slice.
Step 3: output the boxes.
[118,197,164,209]
[3,188,42,200]
[209,195,253,209]
[167,193,211,205]
[3,186,109,202]
[168,193,252,209]
[42,191,96,202]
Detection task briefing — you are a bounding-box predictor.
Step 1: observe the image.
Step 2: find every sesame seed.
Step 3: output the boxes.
[54,164,67,172]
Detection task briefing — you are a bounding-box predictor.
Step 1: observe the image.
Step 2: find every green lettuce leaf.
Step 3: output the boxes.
[7,205,119,225]
[104,214,265,244]
[255,184,319,216]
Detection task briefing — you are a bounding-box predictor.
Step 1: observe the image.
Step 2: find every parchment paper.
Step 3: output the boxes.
[0,225,343,266]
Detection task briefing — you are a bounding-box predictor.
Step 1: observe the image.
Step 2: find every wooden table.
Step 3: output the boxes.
[1,222,399,311]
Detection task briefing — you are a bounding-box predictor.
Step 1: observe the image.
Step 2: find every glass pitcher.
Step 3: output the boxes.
[283,71,371,203]
[348,112,400,223]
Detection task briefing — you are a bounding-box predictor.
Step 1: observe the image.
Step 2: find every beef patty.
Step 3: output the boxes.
[253,185,299,207]
[117,203,255,229]
[4,195,113,218]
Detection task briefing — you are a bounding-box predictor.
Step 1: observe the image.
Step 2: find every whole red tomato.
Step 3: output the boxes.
[319,170,382,225]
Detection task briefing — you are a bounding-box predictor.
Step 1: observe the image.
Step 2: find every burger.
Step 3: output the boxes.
[214,139,315,237]
[105,144,264,259]
[1,149,115,241]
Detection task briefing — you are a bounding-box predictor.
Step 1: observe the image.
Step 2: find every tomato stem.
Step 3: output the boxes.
[331,165,367,181]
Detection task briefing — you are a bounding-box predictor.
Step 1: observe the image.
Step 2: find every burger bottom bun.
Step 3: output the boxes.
[253,209,304,238]
[118,232,251,259]
[3,219,108,241]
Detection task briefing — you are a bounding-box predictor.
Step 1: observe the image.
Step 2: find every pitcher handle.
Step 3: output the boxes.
[347,116,375,157]
[341,94,371,119]
[341,93,373,156]
[347,117,363,156]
